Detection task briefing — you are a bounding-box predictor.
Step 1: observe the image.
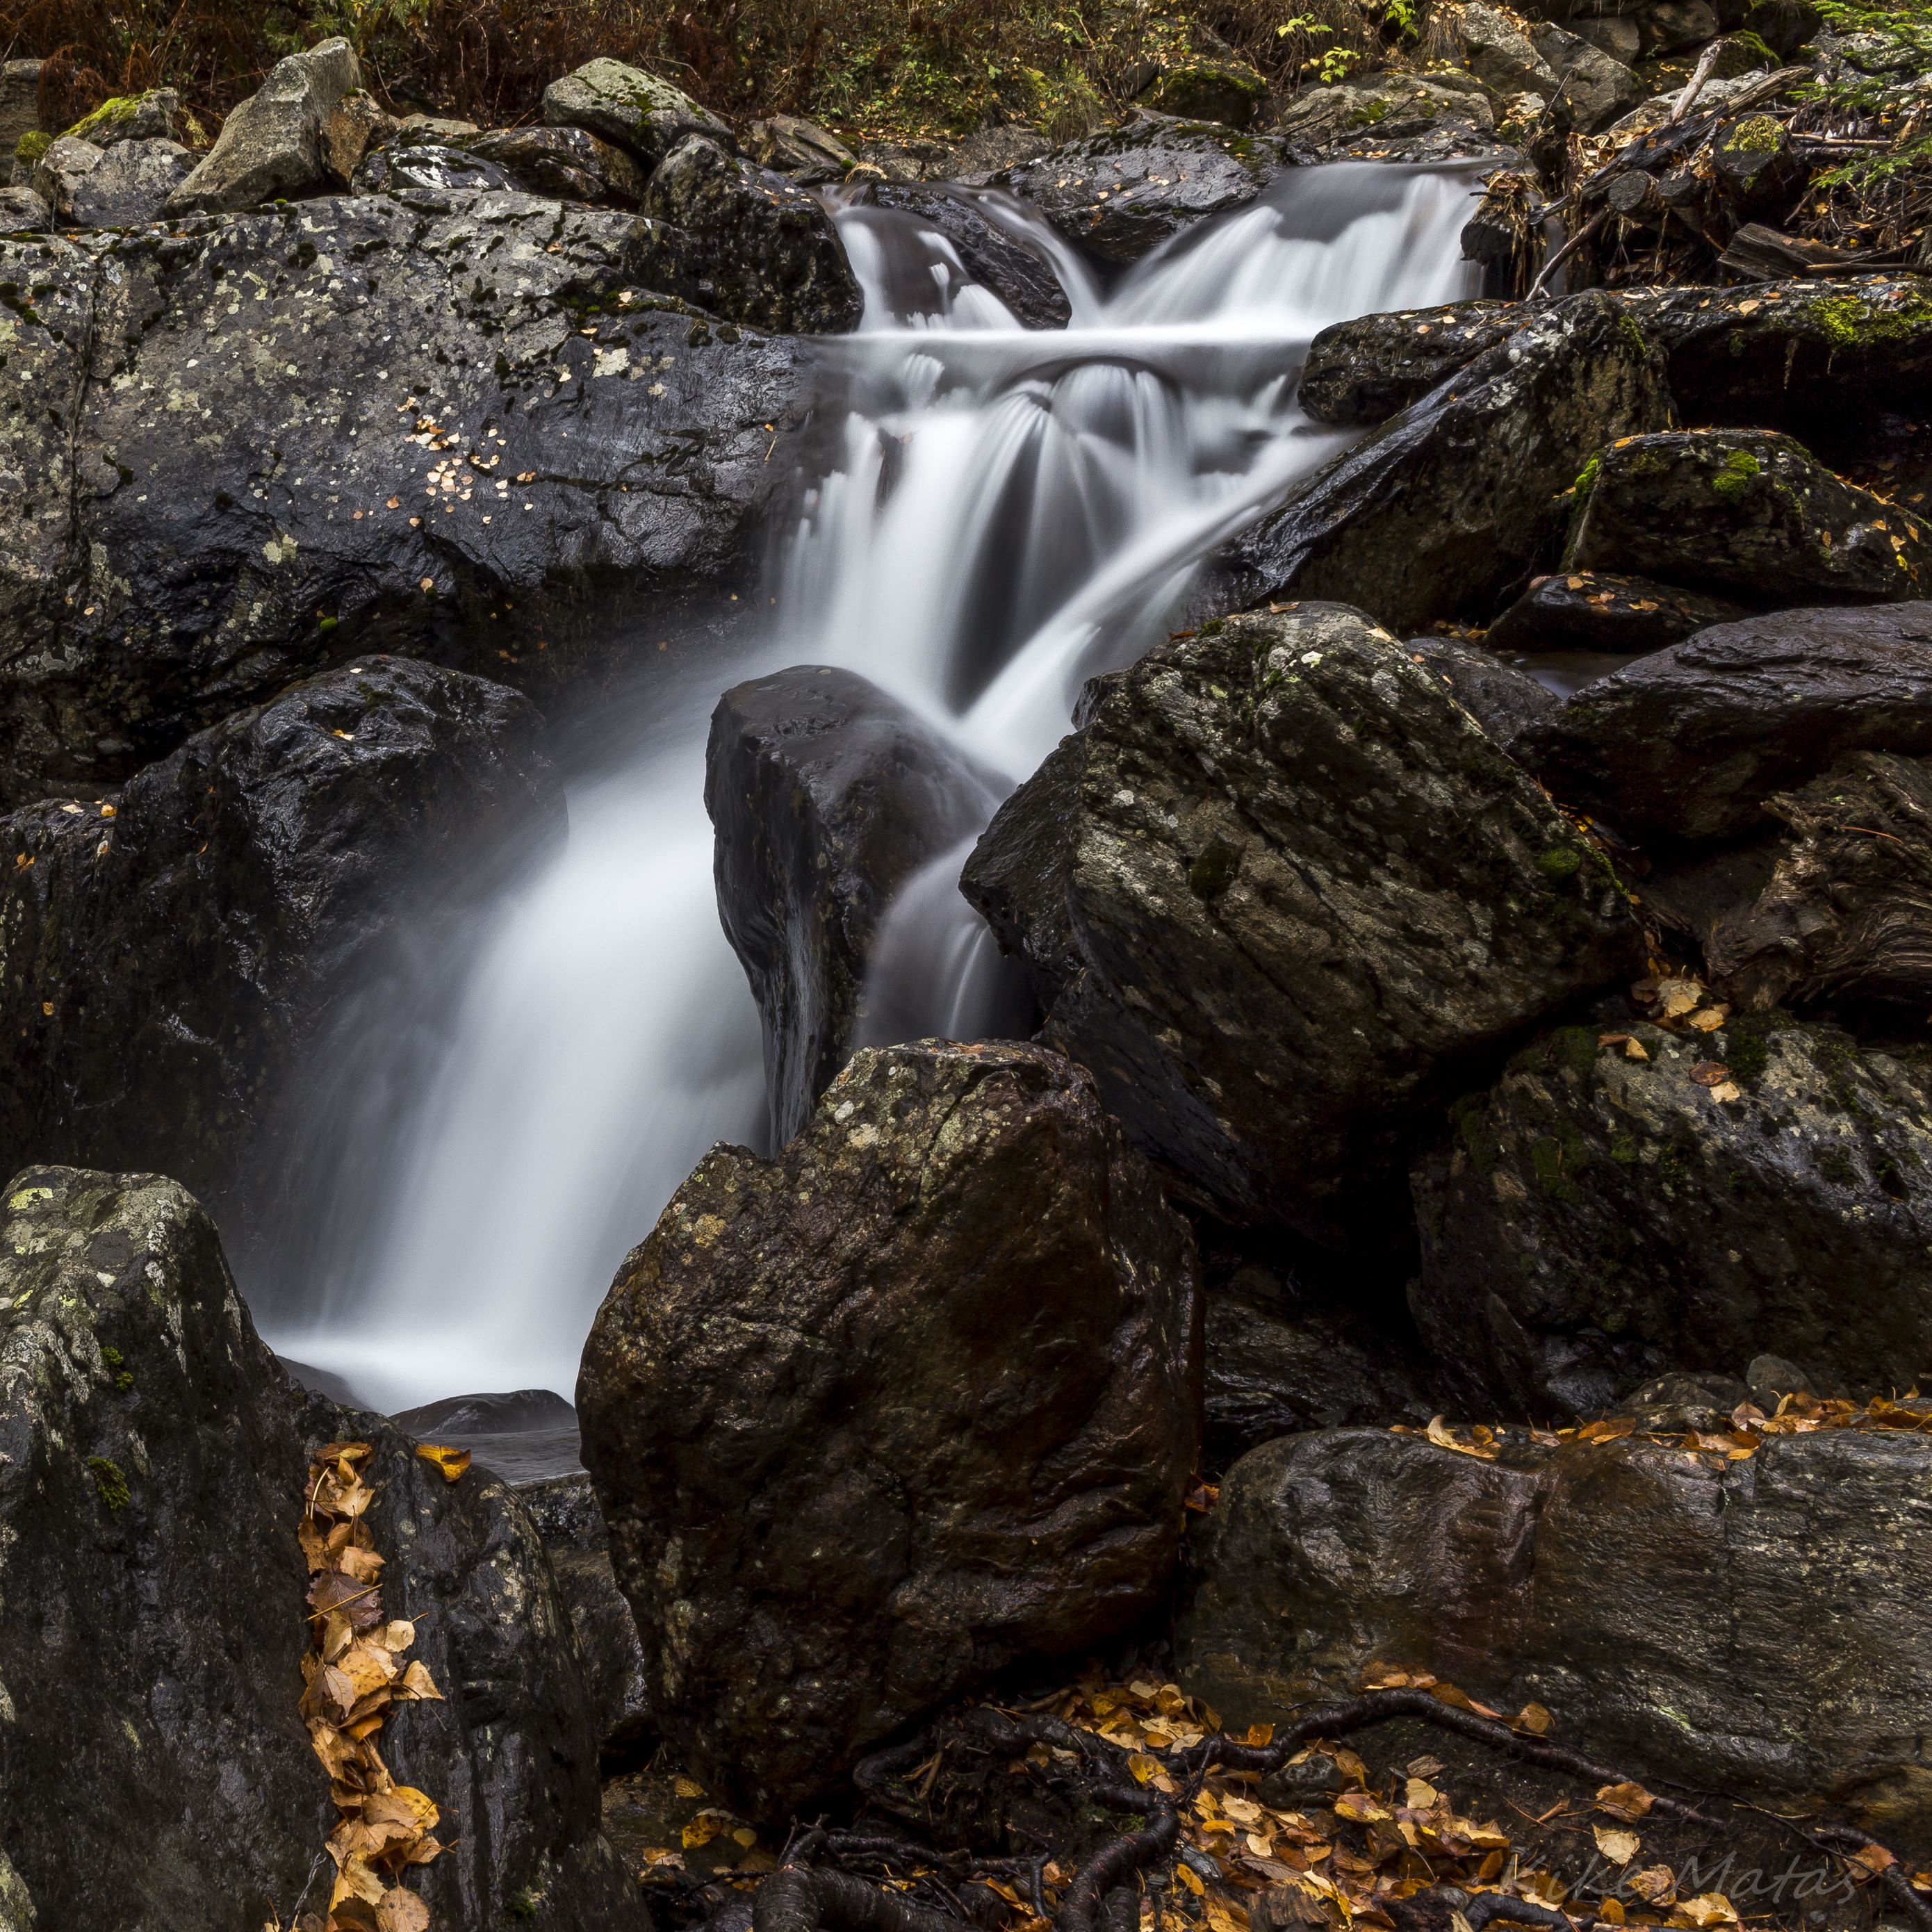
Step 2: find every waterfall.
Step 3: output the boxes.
[259,161,1481,1416]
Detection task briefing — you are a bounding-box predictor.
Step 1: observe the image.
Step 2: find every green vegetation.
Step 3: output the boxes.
[86,1454,130,1512]
[0,0,1405,145]
[1710,445,1762,502]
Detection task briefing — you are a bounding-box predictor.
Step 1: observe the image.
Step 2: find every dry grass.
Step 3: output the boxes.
[0,0,1416,142]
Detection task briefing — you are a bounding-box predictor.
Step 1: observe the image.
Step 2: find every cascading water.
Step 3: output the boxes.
[260,161,1480,1417]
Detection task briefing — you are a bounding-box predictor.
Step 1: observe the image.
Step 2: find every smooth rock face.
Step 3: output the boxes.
[1214,292,1675,635]
[998,113,1283,263]
[1530,24,1646,129]
[1517,603,1932,841]
[1277,73,1508,163]
[0,192,810,802]
[1672,750,1932,1013]
[1484,569,1749,653]
[298,1392,646,1929]
[1299,300,1521,426]
[869,183,1072,327]
[1400,633,1560,752]
[578,1040,1202,1821]
[637,135,862,334]
[705,666,1003,1147]
[1177,1423,1932,1856]
[961,606,1641,1247]
[0,657,561,1209]
[1564,427,1932,607]
[165,36,361,215]
[469,124,648,205]
[0,1168,325,1932]
[543,57,732,169]
[1409,1017,1932,1416]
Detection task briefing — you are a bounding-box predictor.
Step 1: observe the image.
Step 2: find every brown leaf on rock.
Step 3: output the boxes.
[414,1443,470,1482]
[1596,1780,1655,1822]
[375,1890,430,1932]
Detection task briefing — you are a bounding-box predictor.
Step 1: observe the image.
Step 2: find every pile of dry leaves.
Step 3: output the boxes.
[280,1438,469,1932]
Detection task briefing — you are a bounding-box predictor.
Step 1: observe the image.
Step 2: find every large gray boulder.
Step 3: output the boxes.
[1277,72,1511,163]
[1211,292,1675,635]
[997,111,1285,262]
[0,1165,645,1932]
[705,666,1004,1148]
[0,657,561,1215]
[165,37,361,215]
[1177,1422,1932,1858]
[0,190,810,803]
[543,58,732,170]
[960,605,1642,1249]
[1531,24,1647,129]
[1409,1016,1932,1416]
[1518,603,1932,842]
[636,134,862,334]
[32,132,193,227]
[578,1040,1202,1822]
[1563,427,1932,607]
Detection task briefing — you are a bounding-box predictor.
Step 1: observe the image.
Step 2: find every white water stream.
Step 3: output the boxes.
[261,161,1480,1415]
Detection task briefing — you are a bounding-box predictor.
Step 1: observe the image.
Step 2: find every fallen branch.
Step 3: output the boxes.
[1528,208,1608,300]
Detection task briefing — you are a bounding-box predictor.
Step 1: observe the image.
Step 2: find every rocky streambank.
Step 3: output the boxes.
[5,9,1932,1932]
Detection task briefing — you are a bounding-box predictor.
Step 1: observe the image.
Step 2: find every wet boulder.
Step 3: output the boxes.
[747,114,857,181]
[636,134,862,334]
[1213,290,1675,648]
[468,124,648,206]
[578,1040,1202,1822]
[543,57,732,170]
[1298,300,1522,426]
[705,665,1003,1147]
[1530,25,1646,129]
[1409,1016,1932,1416]
[1137,57,1270,128]
[0,1165,646,1931]
[0,1167,326,1931]
[1660,749,1932,1014]
[350,138,514,197]
[0,191,810,802]
[1563,427,1932,607]
[868,183,1072,328]
[997,112,1284,263]
[960,605,1642,1249]
[1484,569,1748,653]
[1516,602,1932,841]
[1277,73,1507,163]
[1177,1422,1932,1856]
[165,37,361,215]
[1626,273,1932,435]
[1400,633,1560,752]
[0,657,562,1213]
[1456,5,1561,99]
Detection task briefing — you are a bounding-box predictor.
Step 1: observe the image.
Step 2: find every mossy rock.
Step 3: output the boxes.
[1138,58,1269,129]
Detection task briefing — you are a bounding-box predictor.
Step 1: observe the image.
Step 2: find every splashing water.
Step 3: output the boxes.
[261,161,1481,1414]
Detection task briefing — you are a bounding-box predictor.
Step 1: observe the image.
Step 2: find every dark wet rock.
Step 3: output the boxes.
[1137,58,1270,128]
[869,183,1072,328]
[543,58,732,170]
[1712,110,1806,220]
[1277,73,1509,163]
[0,1167,325,1931]
[1619,1368,1750,1431]
[1205,1266,1434,1469]
[1408,1016,1932,1416]
[0,657,561,1212]
[1624,273,1932,434]
[395,1388,577,1435]
[948,122,1053,183]
[1213,290,1675,640]
[297,1387,647,1929]
[47,136,196,228]
[1643,0,1724,50]
[0,191,810,802]
[635,134,862,334]
[1564,427,1932,607]
[1746,1350,1816,1406]
[1299,300,1521,427]
[962,605,1642,1249]
[1746,0,1824,56]
[579,1039,1202,1822]
[0,1165,646,1931]
[468,124,648,206]
[747,114,856,181]
[350,138,514,197]
[997,113,1284,264]
[1177,1422,1932,1856]
[0,59,42,160]
[1516,602,1932,842]
[165,37,361,215]
[1485,569,1749,653]
[1664,749,1932,1013]
[706,665,1002,1147]
[1457,4,1561,98]
[1401,633,1561,751]
[1530,25,1647,129]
